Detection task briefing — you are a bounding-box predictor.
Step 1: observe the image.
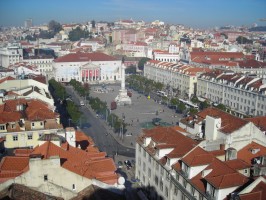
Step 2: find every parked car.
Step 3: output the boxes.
[80,100,84,106]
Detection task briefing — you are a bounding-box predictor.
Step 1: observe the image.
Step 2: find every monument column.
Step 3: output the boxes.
[115,58,132,106]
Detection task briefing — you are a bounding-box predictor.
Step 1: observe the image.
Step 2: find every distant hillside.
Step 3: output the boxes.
[249,26,266,32]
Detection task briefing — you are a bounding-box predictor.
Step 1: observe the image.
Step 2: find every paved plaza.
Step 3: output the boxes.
[89,84,182,148]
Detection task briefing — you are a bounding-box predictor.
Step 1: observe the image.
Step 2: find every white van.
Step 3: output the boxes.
[80,100,85,106]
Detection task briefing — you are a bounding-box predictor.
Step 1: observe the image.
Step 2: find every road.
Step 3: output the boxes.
[64,86,135,158]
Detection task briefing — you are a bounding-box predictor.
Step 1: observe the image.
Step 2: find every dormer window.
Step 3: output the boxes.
[11,123,16,129]
[0,125,6,130]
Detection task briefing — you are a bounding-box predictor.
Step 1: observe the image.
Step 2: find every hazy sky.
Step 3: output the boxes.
[0,0,265,28]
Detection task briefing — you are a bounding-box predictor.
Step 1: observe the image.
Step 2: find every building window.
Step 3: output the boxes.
[32,122,35,127]
[165,186,169,197]
[72,184,76,190]
[160,166,164,176]
[148,168,151,177]
[155,175,158,186]
[143,162,146,172]
[244,169,248,174]
[156,162,159,171]
[28,134,33,140]
[0,125,5,130]
[160,181,163,191]
[148,156,151,163]
[13,135,18,141]
[176,173,179,181]
[174,187,178,196]
[40,122,43,126]
[44,175,48,181]
[39,133,43,138]
[11,124,16,129]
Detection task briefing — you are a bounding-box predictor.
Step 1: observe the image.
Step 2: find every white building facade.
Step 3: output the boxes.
[53,52,122,83]
[144,60,209,98]
[197,71,266,116]
[0,44,22,68]
[22,57,54,74]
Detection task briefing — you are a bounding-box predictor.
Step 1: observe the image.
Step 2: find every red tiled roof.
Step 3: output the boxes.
[0,156,29,182]
[54,52,118,62]
[31,141,118,184]
[239,191,263,200]
[196,107,248,134]
[14,149,34,157]
[239,181,266,200]
[224,159,251,170]
[139,126,198,160]
[182,147,214,167]
[245,116,266,132]
[0,76,15,84]
[205,172,248,189]
[237,142,266,164]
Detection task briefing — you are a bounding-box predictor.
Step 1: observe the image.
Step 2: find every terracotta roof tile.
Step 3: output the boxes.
[31,141,118,184]
[183,107,249,134]
[182,147,214,167]
[0,156,29,172]
[237,142,266,164]
[205,172,248,189]
[239,181,266,200]
[0,76,15,84]
[239,191,263,200]
[224,159,251,170]
[245,116,266,132]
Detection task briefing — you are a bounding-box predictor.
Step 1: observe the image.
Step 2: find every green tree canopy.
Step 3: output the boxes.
[216,103,227,111]
[177,102,186,113]
[138,57,151,70]
[200,100,210,110]
[125,65,136,74]
[236,36,253,44]
[68,27,91,41]
[48,20,62,33]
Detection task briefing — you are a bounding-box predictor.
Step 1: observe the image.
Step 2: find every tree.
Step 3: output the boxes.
[216,103,226,111]
[177,102,186,114]
[48,20,62,33]
[199,100,210,110]
[91,20,96,29]
[220,33,228,39]
[68,27,90,41]
[236,36,252,44]
[138,57,151,70]
[125,65,136,74]
[191,95,199,104]
[189,108,198,115]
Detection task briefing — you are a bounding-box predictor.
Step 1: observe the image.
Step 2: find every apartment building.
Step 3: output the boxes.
[0,129,121,199]
[197,70,266,116]
[0,44,22,68]
[0,75,53,106]
[136,111,266,200]
[0,98,62,149]
[120,41,148,57]
[179,107,266,151]
[144,60,210,98]
[23,55,54,74]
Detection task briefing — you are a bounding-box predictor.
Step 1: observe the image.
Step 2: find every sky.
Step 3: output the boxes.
[0,0,265,28]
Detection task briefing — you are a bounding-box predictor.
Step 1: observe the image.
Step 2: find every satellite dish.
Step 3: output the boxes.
[118,177,125,185]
